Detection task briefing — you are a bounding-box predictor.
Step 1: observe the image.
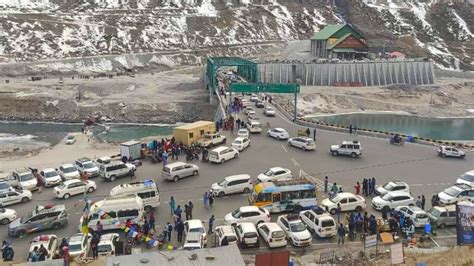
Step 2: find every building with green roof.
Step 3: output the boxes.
[310,24,368,59]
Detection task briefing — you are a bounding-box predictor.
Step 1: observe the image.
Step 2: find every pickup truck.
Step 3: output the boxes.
[197,133,226,147]
[299,209,336,238]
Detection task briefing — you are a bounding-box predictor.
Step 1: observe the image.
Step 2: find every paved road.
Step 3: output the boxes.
[2,97,471,261]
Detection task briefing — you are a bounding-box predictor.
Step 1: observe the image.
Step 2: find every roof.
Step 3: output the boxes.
[238,222,257,231]
[60,163,75,167]
[342,140,360,144]
[223,174,251,181]
[99,233,118,243]
[268,167,287,172]
[62,179,83,185]
[386,191,412,196]
[274,128,286,132]
[164,162,187,168]
[327,33,352,49]
[212,146,230,152]
[312,24,346,40]
[336,192,358,198]
[14,167,31,174]
[174,120,214,130]
[121,140,140,146]
[240,206,260,212]
[106,243,245,266]
[42,168,56,173]
[69,233,86,243]
[215,225,236,234]
[185,219,205,228]
[261,222,283,231]
[332,48,356,53]
[453,183,472,190]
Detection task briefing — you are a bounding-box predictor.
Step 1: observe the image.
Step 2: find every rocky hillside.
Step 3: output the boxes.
[0,0,472,71]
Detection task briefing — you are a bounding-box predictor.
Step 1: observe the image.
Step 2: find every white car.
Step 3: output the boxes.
[183,232,205,250]
[95,156,112,169]
[58,164,80,180]
[264,106,276,117]
[321,192,366,214]
[375,181,410,196]
[211,174,252,197]
[250,95,259,102]
[74,157,99,178]
[231,137,250,151]
[235,222,259,248]
[40,168,62,187]
[27,235,58,261]
[257,167,292,183]
[184,219,207,246]
[68,233,91,258]
[395,206,430,228]
[237,129,250,139]
[257,222,287,248]
[54,179,96,199]
[330,141,362,157]
[288,137,316,151]
[276,214,312,247]
[215,225,238,246]
[438,146,465,159]
[456,170,474,187]
[65,135,76,145]
[0,208,17,225]
[372,191,415,211]
[267,128,290,140]
[8,168,38,191]
[437,183,474,205]
[224,206,271,226]
[299,210,336,238]
[208,146,239,164]
[244,107,255,116]
[97,233,120,256]
[0,188,32,207]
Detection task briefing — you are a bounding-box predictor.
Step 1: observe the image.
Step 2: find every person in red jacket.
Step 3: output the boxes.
[354,182,361,195]
[62,246,70,266]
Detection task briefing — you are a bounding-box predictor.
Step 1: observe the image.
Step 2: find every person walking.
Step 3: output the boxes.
[96,221,103,237]
[184,204,190,220]
[169,197,176,215]
[362,178,367,196]
[370,177,376,195]
[336,203,342,223]
[174,205,182,220]
[208,192,214,207]
[348,220,355,241]
[166,222,173,242]
[91,235,98,260]
[176,219,184,243]
[313,128,317,141]
[203,192,209,207]
[355,182,361,195]
[130,167,136,179]
[337,224,346,245]
[208,215,215,233]
[324,176,329,193]
[62,246,70,266]
[188,201,194,219]
[421,195,426,210]
[305,128,311,137]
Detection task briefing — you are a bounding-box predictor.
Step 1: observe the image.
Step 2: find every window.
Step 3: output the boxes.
[348,197,358,203]
[117,210,139,218]
[321,219,335,227]
[227,181,237,187]
[257,193,271,202]
[101,211,116,219]
[272,193,281,203]
[188,133,194,138]
[7,192,18,197]
[340,198,348,204]
[341,145,347,149]
[199,130,204,136]
[260,225,269,235]
[281,219,289,228]
[0,193,7,198]
[448,211,456,217]
[314,217,319,225]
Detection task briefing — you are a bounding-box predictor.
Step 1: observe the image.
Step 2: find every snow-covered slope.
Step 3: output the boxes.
[0,0,472,70]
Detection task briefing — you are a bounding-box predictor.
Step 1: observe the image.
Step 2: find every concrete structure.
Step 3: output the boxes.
[258,60,435,86]
[311,24,368,59]
[172,120,215,145]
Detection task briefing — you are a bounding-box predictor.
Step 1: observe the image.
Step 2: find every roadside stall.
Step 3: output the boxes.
[172,121,215,146]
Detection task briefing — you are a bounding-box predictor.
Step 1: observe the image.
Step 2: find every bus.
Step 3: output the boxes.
[249,179,317,213]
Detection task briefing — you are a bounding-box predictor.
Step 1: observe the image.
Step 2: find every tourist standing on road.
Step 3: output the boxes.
[369,215,377,235]
[355,182,361,195]
[176,219,184,243]
[184,204,190,220]
[421,195,426,210]
[188,201,194,219]
[166,222,173,242]
[416,196,422,208]
[169,197,176,215]
[208,192,214,207]
[348,220,355,241]
[149,212,155,231]
[305,128,311,137]
[349,124,353,134]
[331,183,338,194]
[370,177,376,195]
[324,176,329,193]
[130,167,136,179]
[313,128,317,141]
[31,246,39,262]
[336,203,342,223]
[208,215,215,233]
[203,192,209,207]
[431,194,439,207]
[91,235,99,260]
[96,221,103,237]
[236,118,241,130]
[174,205,182,220]
[362,178,367,196]
[337,224,346,244]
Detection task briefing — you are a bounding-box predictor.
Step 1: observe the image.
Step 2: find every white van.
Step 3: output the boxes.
[211,174,252,197]
[109,180,160,212]
[209,146,239,164]
[80,195,145,231]
[246,121,262,133]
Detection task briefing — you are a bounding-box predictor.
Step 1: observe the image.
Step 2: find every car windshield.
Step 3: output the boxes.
[63,166,76,173]
[266,107,273,111]
[231,210,241,218]
[83,162,95,169]
[19,173,34,181]
[57,184,66,189]
[239,130,247,134]
[233,140,241,144]
[381,194,393,201]
[428,208,441,218]
[272,231,285,238]
[68,244,82,252]
[460,174,474,182]
[44,171,58,178]
[21,211,34,223]
[289,222,306,232]
[330,195,342,203]
[67,136,74,140]
[189,227,205,233]
[444,187,460,197]
[416,214,428,219]
[263,169,274,176]
[383,183,395,190]
[217,179,227,186]
[97,244,112,253]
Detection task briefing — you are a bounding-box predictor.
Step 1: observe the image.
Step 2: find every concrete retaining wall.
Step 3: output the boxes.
[258,60,436,86]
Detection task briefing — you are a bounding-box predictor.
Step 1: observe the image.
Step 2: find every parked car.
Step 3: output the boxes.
[375,181,410,196]
[58,164,80,180]
[211,174,252,197]
[6,168,38,191]
[97,233,120,256]
[65,135,76,145]
[299,210,336,238]
[40,168,62,187]
[0,188,32,207]
[209,146,239,164]
[372,191,415,211]
[0,208,17,225]
[237,129,250,139]
[215,225,238,246]
[277,214,312,247]
[224,206,271,226]
[321,192,366,214]
[257,222,287,248]
[437,183,474,205]
[438,145,465,159]
[197,133,226,148]
[244,107,255,116]
[8,205,68,237]
[264,106,276,117]
[330,141,362,157]
[184,219,207,246]
[288,137,316,151]
[255,100,264,108]
[257,167,292,183]
[246,121,262,133]
[250,95,259,102]
[235,222,259,248]
[162,162,199,182]
[74,157,99,178]
[27,235,58,261]
[231,137,250,151]
[68,233,92,258]
[182,232,205,250]
[54,179,96,199]
[267,128,290,140]
[456,170,474,187]
[100,161,136,182]
[427,204,457,228]
[95,156,112,169]
[395,206,430,228]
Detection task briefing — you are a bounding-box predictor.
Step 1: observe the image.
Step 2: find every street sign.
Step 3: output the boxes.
[229,83,300,93]
[390,243,404,264]
[365,235,377,248]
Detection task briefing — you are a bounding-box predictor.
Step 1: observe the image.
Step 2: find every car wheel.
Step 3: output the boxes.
[16,230,27,238]
[243,188,250,194]
[51,223,62,230]
[351,152,357,158]
[234,153,238,159]
[439,223,446,229]
[332,151,338,156]
[173,176,179,182]
[63,193,70,199]
[193,170,199,176]
[110,175,117,182]
[21,197,30,203]
[355,206,363,212]
[330,208,337,215]
[87,187,95,193]
[460,154,465,159]
[220,159,225,164]
[288,141,292,146]
[0,218,10,225]
[218,191,225,197]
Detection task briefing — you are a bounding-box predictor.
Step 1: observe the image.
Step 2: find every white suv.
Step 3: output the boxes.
[372,191,415,211]
[235,222,259,248]
[288,137,316,151]
[40,168,62,187]
[224,206,270,226]
[211,174,252,197]
[321,192,366,214]
[257,167,292,183]
[456,170,474,187]
[438,146,465,159]
[438,183,474,205]
[267,128,290,140]
[257,222,287,248]
[376,181,410,196]
[231,137,250,151]
[74,158,99,178]
[330,141,362,157]
[68,233,91,258]
[209,146,239,164]
[58,164,80,180]
[300,210,336,238]
[100,161,135,182]
[215,225,238,246]
[395,206,430,228]
[277,214,312,247]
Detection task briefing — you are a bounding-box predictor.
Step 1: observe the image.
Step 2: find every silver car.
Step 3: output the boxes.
[8,205,68,237]
[162,162,199,182]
